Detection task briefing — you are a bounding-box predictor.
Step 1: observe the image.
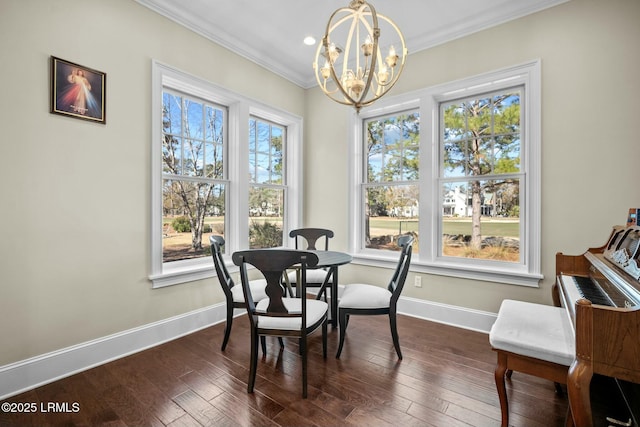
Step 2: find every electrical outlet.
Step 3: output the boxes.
[414,276,422,288]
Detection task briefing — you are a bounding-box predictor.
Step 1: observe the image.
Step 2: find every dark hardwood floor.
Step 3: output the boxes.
[1,314,583,426]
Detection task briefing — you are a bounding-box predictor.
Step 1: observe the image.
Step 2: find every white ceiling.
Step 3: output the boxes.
[135,0,568,88]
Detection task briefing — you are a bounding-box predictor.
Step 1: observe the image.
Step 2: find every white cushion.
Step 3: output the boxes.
[489,299,575,366]
[231,279,268,303]
[338,284,392,309]
[255,298,328,331]
[286,268,332,284]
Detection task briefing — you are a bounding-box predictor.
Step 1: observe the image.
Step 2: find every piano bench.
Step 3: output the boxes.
[489,299,576,427]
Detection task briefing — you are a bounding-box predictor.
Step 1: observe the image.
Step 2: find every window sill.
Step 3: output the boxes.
[149,258,216,288]
[351,254,542,287]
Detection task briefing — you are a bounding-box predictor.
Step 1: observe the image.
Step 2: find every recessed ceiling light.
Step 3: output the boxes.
[303,36,316,46]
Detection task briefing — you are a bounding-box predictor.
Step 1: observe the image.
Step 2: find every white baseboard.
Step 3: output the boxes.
[0,298,496,400]
[0,303,230,400]
[398,296,497,334]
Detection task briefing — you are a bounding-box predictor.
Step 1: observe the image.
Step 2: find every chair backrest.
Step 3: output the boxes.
[210,235,235,300]
[388,235,414,305]
[232,250,319,320]
[289,228,334,250]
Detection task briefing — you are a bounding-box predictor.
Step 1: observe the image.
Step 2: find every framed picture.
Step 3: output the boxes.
[50,56,106,124]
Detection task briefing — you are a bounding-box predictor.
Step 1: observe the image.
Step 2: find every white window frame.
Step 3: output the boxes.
[349,60,542,286]
[149,61,303,288]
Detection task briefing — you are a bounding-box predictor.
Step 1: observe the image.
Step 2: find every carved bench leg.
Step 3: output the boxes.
[568,360,593,427]
[494,351,509,427]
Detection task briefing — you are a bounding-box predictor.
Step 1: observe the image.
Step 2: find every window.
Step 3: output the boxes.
[248,117,286,248]
[150,61,302,287]
[363,111,420,251]
[161,91,227,264]
[440,89,522,262]
[350,61,541,286]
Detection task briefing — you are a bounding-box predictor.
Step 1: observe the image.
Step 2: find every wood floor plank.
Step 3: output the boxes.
[3,313,615,427]
[106,354,186,425]
[208,390,281,427]
[171,389,237,427]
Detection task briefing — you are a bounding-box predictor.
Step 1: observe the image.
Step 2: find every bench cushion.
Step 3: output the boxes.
[489,299,575,366]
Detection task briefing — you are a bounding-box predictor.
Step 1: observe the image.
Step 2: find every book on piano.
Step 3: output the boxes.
[627,208,640,227]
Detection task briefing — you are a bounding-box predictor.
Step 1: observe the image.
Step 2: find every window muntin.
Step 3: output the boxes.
[161,91,227,263]
[439,89,522,263]
[248,117,285,248]
[363,111,419,251]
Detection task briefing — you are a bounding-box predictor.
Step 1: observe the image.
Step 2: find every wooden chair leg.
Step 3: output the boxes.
[248,329,259,393]
[389,312,402,360]
[221,305,234,351]
[301,336,308,398]
[260,336,267,355]
[494,351,509,427]
[322,318,327,359]
[278,337,284,348]
[335,309,348,358]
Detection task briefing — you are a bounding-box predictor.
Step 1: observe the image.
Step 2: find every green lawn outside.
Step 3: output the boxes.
[164,216,520,238]
[162,215,520,261]
[369,217,520,238]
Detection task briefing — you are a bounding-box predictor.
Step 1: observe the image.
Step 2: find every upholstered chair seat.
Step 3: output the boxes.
[339,284,393,309]
[286,268,331,285]
[256,298,328,330]
[231,279,267,303]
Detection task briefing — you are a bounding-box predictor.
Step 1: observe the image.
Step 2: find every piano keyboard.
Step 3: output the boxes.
[571,276,614,306]
[560,274,614,307]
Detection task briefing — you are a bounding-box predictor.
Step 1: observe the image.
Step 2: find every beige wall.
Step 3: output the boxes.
[0,0,305,366]
[305,0,640,310]
[1,0,639,367]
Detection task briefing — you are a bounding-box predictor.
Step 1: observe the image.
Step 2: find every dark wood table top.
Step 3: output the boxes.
[308,250,352,268]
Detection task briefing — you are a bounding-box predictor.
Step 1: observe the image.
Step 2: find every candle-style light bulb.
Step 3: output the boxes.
[385,45,398,68]
[361,35,374,56]
[327,43,340,64]
[321,60,331,80]
[378,64,389,84]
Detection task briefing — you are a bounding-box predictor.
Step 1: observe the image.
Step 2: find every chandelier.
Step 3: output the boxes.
[313,0,407,112]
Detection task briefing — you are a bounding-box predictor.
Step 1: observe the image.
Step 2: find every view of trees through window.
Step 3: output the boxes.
[365,112,420,250]
[161,91,226,262]
[440,88,522,261]
[248,118,285,249]
[363,87,522,261]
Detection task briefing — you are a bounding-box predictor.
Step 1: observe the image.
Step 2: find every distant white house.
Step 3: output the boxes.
[389,201,419,218]
[443,187,469,216]
[443,186,495,217]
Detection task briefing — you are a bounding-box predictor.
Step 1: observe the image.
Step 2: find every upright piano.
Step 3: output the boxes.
[554,225,640,426]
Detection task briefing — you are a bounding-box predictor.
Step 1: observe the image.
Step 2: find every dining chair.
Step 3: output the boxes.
[210,235,281,353]
[286,228,334,299]
[232,249,328,398]
[335,234,414,360]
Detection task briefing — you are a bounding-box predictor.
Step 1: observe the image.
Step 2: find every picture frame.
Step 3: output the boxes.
[50,56,106,124]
